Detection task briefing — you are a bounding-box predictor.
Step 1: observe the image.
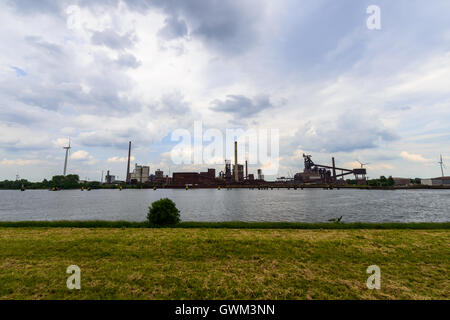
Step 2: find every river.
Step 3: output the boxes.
[1,188,449,222]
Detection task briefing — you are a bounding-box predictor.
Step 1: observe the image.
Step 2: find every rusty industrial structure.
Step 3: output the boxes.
[294,154,366,184]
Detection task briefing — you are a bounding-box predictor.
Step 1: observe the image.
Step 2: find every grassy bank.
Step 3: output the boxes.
[0,227,448,299]
[0,220,448,229]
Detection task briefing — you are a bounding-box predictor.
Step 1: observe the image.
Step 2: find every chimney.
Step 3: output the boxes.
[245,160,248,180]
[126,141,131,184]
[234,141,238,182]
[332,157,336,182]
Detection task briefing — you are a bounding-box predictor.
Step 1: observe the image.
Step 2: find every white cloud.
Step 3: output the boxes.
[0,158,50,166]
[70,150,97,166]
[71,150,90,160]
[107,156,135,163]
[400,151,431,163]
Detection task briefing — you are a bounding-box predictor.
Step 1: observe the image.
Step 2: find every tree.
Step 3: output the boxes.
[387,176,394,186]
[147,198,180,226]
[50,175,80,189]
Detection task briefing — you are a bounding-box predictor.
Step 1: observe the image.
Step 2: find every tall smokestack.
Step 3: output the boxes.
[245,160,248,180]
[332,157,336,182]
[126,141,131,184]
[234,141,238,182]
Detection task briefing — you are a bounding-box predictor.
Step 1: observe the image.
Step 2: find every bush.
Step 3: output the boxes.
[147,198,180,226]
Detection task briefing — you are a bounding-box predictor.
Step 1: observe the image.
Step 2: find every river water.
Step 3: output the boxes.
[0,189,449,222]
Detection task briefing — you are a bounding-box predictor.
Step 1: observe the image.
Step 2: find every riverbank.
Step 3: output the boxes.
[0,221,449,229]
[0,227,448,299]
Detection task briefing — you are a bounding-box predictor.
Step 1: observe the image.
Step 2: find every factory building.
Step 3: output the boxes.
[171,141,261,186]
[393,177,411,186]
[233,164,244,182]
[219,160,233,181]
[152,169,169,184]
[130,164,150,183]
[104,170,116,184]
[155,169,164,179]
[257,169,264,181]
[218,141,254,183]
[421,176,450,186]
[172,169,216,186]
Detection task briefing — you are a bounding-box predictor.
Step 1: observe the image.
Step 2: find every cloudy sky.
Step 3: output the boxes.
[0,0,449,181]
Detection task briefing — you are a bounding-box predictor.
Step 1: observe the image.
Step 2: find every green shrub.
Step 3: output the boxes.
[147,198,180,226]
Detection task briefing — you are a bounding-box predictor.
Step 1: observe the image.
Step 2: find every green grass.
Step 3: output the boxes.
[0,228,448,299]
[0,220,448,229]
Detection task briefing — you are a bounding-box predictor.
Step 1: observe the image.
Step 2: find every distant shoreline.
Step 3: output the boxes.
[1,184,449,190]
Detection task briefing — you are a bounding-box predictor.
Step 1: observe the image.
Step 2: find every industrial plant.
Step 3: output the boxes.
[293,154,367,184]
[100,140,373,188]
[103,140,267,188]
[56,137,447,189]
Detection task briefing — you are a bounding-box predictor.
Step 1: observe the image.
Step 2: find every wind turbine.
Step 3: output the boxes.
[356,160,370,168]
[63,138,71,176]
[438,154,446,177]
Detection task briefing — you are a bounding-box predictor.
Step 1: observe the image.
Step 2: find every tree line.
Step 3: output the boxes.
[0,175,101,190]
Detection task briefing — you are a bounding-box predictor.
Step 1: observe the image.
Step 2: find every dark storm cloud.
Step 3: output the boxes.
[159,91,191,115]
[78,129,138,149]
[6,0,62,14]
[4,71,136,113]
[115,53,141,69]
[210,95,273,117]
[157,15,188,40]
[91,29,137,50]
[25,36,64,56]
[2,48,138,114]
[153,0,261,54]
[8,0,261,55]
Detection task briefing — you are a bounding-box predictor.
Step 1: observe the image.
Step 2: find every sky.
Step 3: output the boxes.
[0,0,449,182]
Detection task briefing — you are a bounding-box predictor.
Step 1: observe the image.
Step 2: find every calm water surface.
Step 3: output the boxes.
[0,189,449,222]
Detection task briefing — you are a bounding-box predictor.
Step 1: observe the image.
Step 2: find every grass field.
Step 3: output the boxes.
[0,227,448,299]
